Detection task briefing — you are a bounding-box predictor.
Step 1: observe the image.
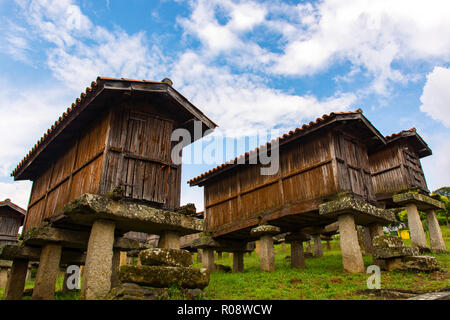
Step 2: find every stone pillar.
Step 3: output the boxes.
[196,249,202,263]
[62,268,70,294]
[251,225,280,272]
[362,226,374,254]
[201,248,215,272]
[111,249,121,288]
[32,243,62,300]
[290,241,306,269]
[158,230,180,249]
[338,214,365,273]
[119,251,127,266]
[305,241,312,254]
[0,268,9,289]
[81,219,116,300]
[260,235,275,271]
[281,242,286,253]
[426,210,447,252]
[406,203,428,250]
[255,240,260,255]
[368,223,385,267]
[312,234,323,257]
[26,265,33,282]
[5,259,28,300]
[326,240,331,251]
[286,232,308,269]
[217,251,223,259]
[232,252,244,273]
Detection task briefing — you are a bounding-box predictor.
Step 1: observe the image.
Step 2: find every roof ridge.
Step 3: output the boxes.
[188,108,363,185]
[11,76,172,178]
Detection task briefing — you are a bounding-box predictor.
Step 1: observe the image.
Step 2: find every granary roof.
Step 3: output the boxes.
[188,109,386,186]
[0,199,26,223]
[12,77,218,181]
[385,128,432,158]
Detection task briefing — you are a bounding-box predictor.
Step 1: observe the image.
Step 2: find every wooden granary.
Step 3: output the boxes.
[369,128,446,253]
[3,77,215,300]
[189,109,396,273]
[12,77,216,233]
[189,109,392,239]
[369,128,431,207]
[0,199,26,246]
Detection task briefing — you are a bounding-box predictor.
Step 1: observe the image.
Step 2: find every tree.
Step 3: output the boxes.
[433,188,449,227]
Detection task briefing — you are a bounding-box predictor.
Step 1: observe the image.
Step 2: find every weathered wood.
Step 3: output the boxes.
[15,78,217,233]
[190,111,389,241]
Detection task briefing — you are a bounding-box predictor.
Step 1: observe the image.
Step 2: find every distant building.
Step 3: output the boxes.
[0,199,26,246]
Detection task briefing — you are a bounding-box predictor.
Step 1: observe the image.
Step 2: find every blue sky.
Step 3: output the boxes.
[0,0,449,211]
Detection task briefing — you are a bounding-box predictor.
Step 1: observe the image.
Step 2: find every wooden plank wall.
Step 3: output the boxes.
[333,131,375,202]
[369,140,428,198]
[204,132,338,231]
[0,212,22,238]
[24,114,109,232]
[101,106,181,209]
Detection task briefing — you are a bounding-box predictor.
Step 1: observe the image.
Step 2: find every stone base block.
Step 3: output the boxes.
[108,283,204,300]
[139,248,192,267]
[118,265,210,289]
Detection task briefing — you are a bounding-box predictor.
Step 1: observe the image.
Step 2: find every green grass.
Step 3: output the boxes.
[1,226,449,300]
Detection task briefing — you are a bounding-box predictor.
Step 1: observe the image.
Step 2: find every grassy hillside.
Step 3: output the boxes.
[1,226,449,300]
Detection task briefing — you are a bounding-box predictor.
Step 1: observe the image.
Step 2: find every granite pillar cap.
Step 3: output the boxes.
[250,225,280,238]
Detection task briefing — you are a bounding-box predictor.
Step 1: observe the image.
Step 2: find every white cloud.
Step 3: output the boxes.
[0,181,32,209]
[421,137,450,191]
[0,79,73,174]
[420,66,450,127]
[14,0,166,90]
[179,0,450,95]
[171,51,357,137]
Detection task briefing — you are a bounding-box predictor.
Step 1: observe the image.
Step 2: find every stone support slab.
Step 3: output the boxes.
[338,214,365,273]
[426,210,447,253]
[405,203,428,250]
[56,193,204,236]
[81,219,116,300]
[32,243,62,300]
[4,258,28,300]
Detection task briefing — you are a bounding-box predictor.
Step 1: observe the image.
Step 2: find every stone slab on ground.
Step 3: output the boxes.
[407,290,450,300]
[139,248,192,267]
[118,265,210,289]
[108,282,204,300]
[393,192,444,211]
[53,193,204,236]
[398,256,440,272]
[214,264,231,272]
[319,194,397,225]
[372,235,419,259]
